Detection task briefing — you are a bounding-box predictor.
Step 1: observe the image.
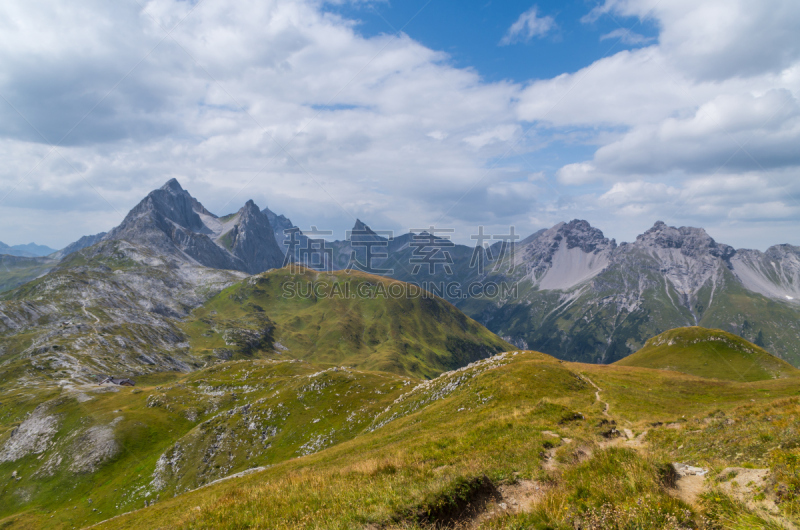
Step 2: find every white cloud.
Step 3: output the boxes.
[0,0,526,246]
[0,0,799,251]
[728,201,800,221]
[500,6,556,46]
[599,180,680,207]
[556,163,600,186]
[599,28,654,46]
[463,125,519,149]
[518,0,800,246]
[586,0,800,80]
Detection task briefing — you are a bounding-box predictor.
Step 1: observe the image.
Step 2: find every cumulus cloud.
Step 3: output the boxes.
[0,0,525,246]
[519,0,800,249]
[556,163,600,186]
[500,6,556,45]
[588,0,800,80]
[590,171,800,244]
[0,0,799,251]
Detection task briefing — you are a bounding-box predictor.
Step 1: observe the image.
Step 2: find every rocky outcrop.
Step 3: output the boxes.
[69,418,122,474]
[262,206,298,255]
[0,404,60,463]
[730,244,800,301]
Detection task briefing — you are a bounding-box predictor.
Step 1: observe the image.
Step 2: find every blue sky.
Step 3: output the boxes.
[0,0,798,250]
[326,0,659,83]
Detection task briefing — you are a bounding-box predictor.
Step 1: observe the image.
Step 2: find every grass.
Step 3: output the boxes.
[183,267,512,378]
[0,359,416,528]
[2,267,799,528]
[12,351,783,530]
[483,448,694,530]
[615,326,798,382]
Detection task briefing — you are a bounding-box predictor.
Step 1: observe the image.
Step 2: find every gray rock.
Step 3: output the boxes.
[0,404,60,463]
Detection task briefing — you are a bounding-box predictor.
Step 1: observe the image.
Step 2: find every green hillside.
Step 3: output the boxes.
[90,353,800,529]
[615,326,799,382]
[183,267,512,378]
[2,349,800,529]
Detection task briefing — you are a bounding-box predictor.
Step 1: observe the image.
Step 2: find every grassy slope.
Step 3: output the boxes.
[183,267,512,379]
[0,360,412,529]
[70,352,800,530]
[615,326,798,382]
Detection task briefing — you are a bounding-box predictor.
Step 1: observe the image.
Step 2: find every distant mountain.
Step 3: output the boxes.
[462,220,800,366]
[262,206,298,255]
[50,232,107,260]
[0,241,56,257]
[4,179,799,368]
[615,326,798,382]
[105,179,284,274]
[0,179,289,380]
[236,214,800,366]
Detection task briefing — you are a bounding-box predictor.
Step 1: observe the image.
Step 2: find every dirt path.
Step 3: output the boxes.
[82,299,101,325]
[580,374,610,416]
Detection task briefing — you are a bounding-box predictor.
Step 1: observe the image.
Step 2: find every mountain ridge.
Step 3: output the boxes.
[3,180,798,367]
[102,179,283,275]
[0,241,56,257]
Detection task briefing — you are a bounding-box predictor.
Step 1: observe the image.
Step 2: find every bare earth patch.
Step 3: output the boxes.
[468,479,549,528]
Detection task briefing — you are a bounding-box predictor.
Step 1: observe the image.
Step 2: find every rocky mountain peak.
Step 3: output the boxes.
[219,200,283,274]
[100,181,284,275]
[262,207,299,255]
[351,219,374,234]
[241,200,261,217]
[513,220,615,291]
[108,180,208,241]
[557,219,616,253]
[350,219,385,244]
[160,178,185,194]
[636,221,734,260]
[529,220,615,256]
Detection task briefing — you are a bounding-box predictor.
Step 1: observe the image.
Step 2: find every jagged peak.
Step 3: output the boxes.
[638,221,712,245]
[635,221,734,259]
[160,178,185,194]
[351,218,375,235]
[535,219,614,253]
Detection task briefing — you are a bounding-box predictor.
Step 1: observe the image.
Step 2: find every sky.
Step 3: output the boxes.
[0,0,799,250]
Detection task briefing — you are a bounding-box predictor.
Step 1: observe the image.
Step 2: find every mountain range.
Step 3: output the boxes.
[254,202,800,366]
[1,178,799,369]
[0,241,56,258]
